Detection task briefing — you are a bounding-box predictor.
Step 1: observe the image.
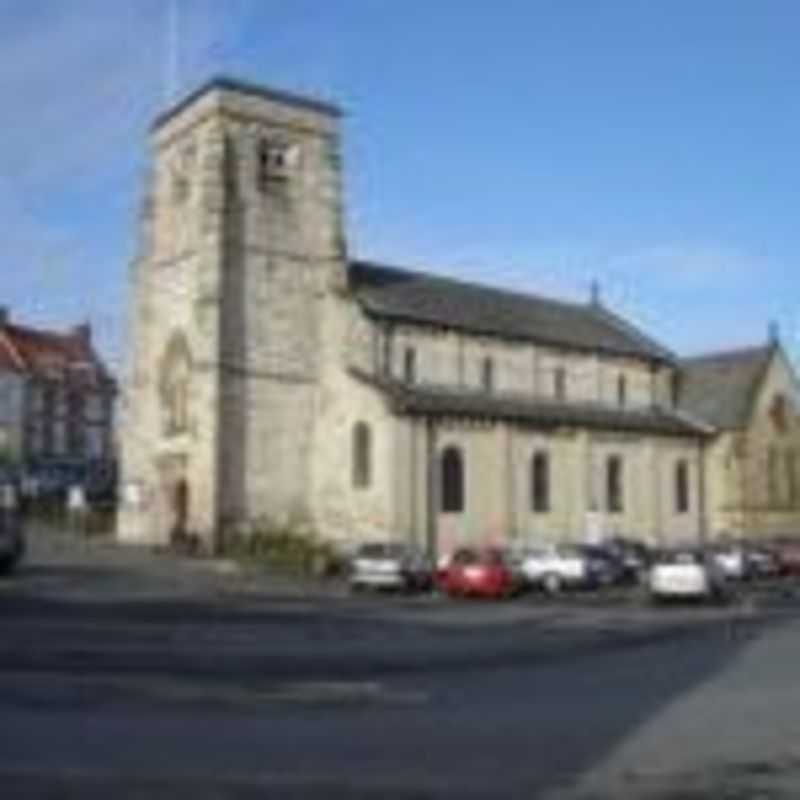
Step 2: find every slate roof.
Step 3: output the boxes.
[678,345,774,429]
[352,369,708,437]
[152,75,342,132]
[0,322,115,389]
[350,260,675,364]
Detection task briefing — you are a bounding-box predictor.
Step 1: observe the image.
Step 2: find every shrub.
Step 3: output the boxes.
[219,517,343,578]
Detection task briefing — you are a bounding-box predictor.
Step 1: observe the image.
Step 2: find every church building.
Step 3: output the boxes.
[117,77,800,554]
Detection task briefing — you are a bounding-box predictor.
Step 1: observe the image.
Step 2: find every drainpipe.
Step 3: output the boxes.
[425,416,438,567]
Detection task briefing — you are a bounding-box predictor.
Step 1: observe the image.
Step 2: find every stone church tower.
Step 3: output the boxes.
[118,78,346,550]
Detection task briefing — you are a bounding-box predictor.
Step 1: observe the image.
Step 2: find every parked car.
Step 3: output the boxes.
[648,548,728,602]
[439,547,521,599]
[349,542,432,593]
[519,543,613,593]
[0,483,25,575]
[744,543,781,579]
[597,537,653,584]
[710,543,750,581]
[768,538,800,577]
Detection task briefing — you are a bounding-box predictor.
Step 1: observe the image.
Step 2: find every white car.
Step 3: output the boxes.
[648,549,728,602]
[349,542,432,592]
[711,545,749,581]
[519,544,610,593]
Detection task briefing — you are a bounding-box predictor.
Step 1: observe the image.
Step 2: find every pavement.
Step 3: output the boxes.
[3,524,800,797]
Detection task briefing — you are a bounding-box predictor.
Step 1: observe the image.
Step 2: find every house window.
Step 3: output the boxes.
[352,422,372,489]
[66,390,86,457]
[482,357,494,393]
[404,347,416,384]
[40,382,57,457]
[675,459,690,513]
[554,367,567,401]
[441,446,465,512]
[531,451,550,513]
[606,455,624,513]
[617,375,627,408]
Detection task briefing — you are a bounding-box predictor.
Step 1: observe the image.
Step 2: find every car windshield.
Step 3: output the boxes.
[358,543,407,559]
[658,550,702,565]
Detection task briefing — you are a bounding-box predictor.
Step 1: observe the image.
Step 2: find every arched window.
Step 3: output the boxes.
[404,347,416,384]
[767,446,779,506]
[159,332,192,436]
[554,367,567,401]
[482,357,494,392]
[606,455,624,513]
[617,375,627,408]
[531,451,550,513]
[441,447,465,512]
[675,459,690,513]
[352,422,372,489]
[256,138,292,190]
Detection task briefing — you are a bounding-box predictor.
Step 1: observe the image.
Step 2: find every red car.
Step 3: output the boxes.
[769,538,800,576]
[438,547,520,599]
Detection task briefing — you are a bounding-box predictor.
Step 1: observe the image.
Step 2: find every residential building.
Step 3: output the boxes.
[0,310,116,472]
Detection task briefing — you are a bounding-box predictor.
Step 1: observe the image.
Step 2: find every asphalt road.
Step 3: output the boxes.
[3,528,800,798]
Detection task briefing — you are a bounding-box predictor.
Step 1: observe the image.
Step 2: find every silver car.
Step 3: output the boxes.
[349,542,432,593]
[0,483,24,575]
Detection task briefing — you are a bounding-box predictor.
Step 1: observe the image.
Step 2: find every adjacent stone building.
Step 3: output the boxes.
[681,339,800,538]
[117,76,800,553]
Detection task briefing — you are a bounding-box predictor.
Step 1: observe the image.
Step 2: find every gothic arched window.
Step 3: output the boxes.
[531,451,550,513]
[352,422,372,489]
[159,332,192,436]
[441,446,465,513]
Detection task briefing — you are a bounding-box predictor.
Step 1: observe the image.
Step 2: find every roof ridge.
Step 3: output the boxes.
[5,321,74,341]
[683,344,772,364]
[588,303,675,362]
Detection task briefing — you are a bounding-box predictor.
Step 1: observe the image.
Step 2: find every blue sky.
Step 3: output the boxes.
[2,1,799,370]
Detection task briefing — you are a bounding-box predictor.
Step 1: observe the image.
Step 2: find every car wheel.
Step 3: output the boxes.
[542,572,563,595]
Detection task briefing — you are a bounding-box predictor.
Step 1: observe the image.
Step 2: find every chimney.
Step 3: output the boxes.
[589,279,601,307]
[0,307,9,326]
[73,321,92,345]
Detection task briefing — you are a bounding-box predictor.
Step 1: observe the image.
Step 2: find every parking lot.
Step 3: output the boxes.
[5,522,800,628]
